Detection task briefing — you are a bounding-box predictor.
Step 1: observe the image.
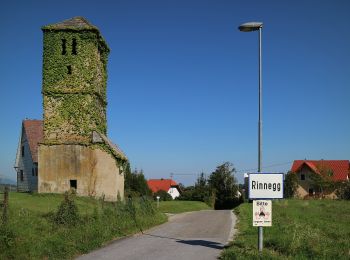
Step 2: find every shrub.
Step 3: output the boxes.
[53,191,80,226]
[153,190,172,201]
[336,182,350,200]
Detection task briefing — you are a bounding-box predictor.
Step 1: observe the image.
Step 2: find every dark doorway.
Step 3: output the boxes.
[70,180,77,189]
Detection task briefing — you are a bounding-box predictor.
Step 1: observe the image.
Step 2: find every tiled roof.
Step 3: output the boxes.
[42,16,98,31]
[23,120,43,163]
[147,179,178,193]
[291,160,350,181]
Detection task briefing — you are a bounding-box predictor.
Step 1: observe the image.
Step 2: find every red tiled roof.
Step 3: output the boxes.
[147,179,178,193]
[291,160,350,181]
[23,120,43,163]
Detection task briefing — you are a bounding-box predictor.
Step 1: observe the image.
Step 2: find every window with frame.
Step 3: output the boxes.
[301,174,305,180]
[20,170,24,181]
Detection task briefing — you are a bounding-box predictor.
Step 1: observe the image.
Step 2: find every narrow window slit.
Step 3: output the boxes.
[61,39,67,55]
[67,65,72,75]
[72,38,77,55]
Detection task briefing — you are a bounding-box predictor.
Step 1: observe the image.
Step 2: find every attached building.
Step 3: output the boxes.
[14,120,43,192]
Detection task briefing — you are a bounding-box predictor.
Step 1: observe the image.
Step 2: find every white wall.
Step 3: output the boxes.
[167,187,180,199]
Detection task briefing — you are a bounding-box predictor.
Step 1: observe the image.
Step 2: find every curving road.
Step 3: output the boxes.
[77,210,236,260]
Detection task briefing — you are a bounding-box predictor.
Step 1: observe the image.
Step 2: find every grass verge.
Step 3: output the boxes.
[0,192,167,259]
[158,200,211,214]
[221,199,350,259]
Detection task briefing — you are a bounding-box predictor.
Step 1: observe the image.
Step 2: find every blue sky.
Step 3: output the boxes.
[1,0,349,185]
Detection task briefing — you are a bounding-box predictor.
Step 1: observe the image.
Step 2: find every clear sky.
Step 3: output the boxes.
[0,0,349,185]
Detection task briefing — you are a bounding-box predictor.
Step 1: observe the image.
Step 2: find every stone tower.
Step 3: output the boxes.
[38,17,127,201]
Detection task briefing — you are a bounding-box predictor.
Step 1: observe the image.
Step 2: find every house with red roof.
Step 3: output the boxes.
[14,120,43,192]
[290,160,350,198]
[147,179,181,199]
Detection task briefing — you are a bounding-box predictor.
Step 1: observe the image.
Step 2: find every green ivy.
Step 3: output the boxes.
[42,29,109,142]
[41,24,127,166]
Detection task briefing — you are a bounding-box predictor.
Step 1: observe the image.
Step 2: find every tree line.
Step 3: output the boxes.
[124,161,243,209]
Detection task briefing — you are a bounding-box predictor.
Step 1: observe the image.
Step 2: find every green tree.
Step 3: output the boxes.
[124,163,152,197]
[208,162,240,209]
[284,171,299,198]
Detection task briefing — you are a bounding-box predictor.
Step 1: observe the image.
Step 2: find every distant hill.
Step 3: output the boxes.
[0,177,16,185]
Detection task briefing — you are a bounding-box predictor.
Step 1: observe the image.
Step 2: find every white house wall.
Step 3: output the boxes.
[167,187,180,199]
[16,129,38,192]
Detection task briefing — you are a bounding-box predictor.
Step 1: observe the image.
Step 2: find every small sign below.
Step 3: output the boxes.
[248,173,283,199]
[253,200,272,227]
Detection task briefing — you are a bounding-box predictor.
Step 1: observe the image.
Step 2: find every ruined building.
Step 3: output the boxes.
[37,17,127,200]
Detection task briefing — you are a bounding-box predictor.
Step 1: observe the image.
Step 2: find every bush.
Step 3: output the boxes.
[153,190,172,201]
[53,191,80,226]
[336,182,350,200]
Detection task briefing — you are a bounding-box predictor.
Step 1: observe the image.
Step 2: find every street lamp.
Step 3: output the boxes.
[238,21,264,252]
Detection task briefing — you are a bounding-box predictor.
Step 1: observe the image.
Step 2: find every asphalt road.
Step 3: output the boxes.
[77,210,236,260]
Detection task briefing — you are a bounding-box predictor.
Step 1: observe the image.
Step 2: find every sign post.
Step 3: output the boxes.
[248,173,283,251]
[156,196,160,208]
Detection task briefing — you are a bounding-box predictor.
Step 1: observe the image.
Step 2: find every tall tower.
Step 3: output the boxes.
[38,17,126,201]
[42,17,108,143]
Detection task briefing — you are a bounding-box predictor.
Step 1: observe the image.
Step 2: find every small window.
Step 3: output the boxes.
[35,168,38,177]
[70,180,77,189]
[21,146,25,157]
[67,65,72,75]
[32,168,34,176]
[20,170,24,181]
[72,38,77,55]
[62,39,67,55]
[301,174,305,180]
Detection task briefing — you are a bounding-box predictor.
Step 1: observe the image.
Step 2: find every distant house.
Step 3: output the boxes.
[147,179,181,199]
[290,160,350,198]
[14,120,43,192]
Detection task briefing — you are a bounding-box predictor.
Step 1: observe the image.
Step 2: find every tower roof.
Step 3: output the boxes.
[42,16,98,31]
[42,16,110,53]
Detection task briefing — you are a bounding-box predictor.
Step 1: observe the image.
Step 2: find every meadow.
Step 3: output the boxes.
[221,199,350,259]
[158,200,211,213]
[0,192,166,259]
[0,192,211,259]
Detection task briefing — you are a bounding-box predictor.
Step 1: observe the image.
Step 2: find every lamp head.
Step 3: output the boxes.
[239,22,263,32]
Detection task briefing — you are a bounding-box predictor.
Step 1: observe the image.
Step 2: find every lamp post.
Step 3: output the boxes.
[238,21,264,252]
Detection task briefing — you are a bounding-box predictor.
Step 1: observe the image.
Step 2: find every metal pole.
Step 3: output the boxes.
[258,26,263,252]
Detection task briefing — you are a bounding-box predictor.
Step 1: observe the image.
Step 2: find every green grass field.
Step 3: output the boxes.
[0,192,167,259]
[0,192,211,259]
[158,200,211,213]
[221,199,350,259]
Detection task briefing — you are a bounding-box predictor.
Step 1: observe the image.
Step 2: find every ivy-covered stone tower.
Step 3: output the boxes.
[38,17,127,201]
[42,16,108,143]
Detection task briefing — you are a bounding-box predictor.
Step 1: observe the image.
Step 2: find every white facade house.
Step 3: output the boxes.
[147,179,181,199]
[14,120,43,192]
[167,186,181,199]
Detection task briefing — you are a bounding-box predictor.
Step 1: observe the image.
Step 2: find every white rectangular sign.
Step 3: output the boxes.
[253,200,272,226]
[249,173,283,199]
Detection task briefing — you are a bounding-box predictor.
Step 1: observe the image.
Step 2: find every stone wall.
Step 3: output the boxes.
[38,144,124,201]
